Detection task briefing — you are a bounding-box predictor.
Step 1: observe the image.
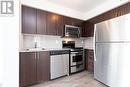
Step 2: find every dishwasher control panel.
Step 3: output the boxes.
[50,50,70,55]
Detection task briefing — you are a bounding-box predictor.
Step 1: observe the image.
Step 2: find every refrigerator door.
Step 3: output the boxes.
[94,43,124,86]
[95,13,130,42]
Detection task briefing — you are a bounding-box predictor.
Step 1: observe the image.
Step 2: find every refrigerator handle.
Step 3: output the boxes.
[93,24,96,61]
[94,43,96,61]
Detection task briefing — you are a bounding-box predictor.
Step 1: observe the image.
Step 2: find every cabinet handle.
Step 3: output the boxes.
[35,53,37,60]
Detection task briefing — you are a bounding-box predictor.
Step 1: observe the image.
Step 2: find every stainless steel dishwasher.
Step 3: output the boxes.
[50,50,70,80]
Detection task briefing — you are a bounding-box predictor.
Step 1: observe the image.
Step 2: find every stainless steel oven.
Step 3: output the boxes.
[70,51,83,66]
[70,50,84,74]
[62,41,85,74]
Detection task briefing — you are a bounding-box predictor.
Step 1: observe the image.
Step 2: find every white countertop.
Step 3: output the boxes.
[19,48,70,52]
[19,47,94,52]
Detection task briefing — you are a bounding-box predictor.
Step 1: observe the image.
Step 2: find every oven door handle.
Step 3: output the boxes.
[71,52,79,54]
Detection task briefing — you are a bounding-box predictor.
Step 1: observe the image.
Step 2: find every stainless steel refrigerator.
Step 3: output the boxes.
[94,13,130,87]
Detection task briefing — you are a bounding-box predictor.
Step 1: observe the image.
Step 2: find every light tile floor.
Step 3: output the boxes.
[30,71,108,87]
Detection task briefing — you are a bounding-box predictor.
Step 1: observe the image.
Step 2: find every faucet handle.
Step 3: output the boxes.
[34,42,37,48]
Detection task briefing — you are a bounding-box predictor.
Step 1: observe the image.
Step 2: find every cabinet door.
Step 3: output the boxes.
[81,22,86,37]
[87,50,94,72]
[63,16,83,26]
[22,6,37,34]
[37,9,47,34]
[63,16,73,25]
[46,12,57,35]
[82,21,94,37]
[73,19,83,27]
[37,51,50,82]
[20,52,37,87]
[55,14,64,36]
[117,3,130,16]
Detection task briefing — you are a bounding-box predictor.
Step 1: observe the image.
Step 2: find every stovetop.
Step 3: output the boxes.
[63,47,83,52]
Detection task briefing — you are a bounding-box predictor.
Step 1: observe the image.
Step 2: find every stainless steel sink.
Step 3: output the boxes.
[26,48,45,51]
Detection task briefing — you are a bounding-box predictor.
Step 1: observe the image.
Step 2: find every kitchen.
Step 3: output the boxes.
[20,5,94,86]
[19,0,130,87]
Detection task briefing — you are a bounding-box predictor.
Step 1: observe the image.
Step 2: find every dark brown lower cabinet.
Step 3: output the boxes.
[20,52,37,87]
[36,52,50,82]
[85,49,94,72]
[20,51,50,87]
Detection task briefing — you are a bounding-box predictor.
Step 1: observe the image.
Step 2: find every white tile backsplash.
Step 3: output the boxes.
[21,34,94,50]
[23,35,35,49]
[84,37,94,49]
[40,35,62,49]
[63,38,85,48]
[22,35,62,49]
[75,39,85,47]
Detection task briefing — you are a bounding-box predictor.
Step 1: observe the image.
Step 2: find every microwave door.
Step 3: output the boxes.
[65,26,80,37]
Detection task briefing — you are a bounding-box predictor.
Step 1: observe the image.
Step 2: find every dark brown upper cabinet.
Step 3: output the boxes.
[46,12,64,36]
[37,9,47,34]
[82,21,94,37]
[46,12,57,35]
[117,2,130,17]
[63,16,83,27]
[89,8,119,24]
[88,2,130,24]
[20,51,50,87]
[63,16,73,25]
[84,3,130,37]
[22,5,47,35]
[55,14,64,36]
[22,5,84,36]
[73,19,83,27]
[22,6,37,34]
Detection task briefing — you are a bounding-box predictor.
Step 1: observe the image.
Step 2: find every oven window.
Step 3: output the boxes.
[73,55,83,62]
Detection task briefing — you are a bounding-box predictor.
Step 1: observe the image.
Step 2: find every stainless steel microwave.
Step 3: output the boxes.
[64,25,80,38]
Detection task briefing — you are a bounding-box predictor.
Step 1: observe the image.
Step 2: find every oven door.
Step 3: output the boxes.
[70,52,83,66]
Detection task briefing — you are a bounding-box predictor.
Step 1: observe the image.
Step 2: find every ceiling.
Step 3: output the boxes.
[47,0,108,13]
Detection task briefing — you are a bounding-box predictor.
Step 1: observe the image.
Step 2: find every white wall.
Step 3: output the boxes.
[0,0,20,87]
[0,22,3,85]
[84,37,94,49]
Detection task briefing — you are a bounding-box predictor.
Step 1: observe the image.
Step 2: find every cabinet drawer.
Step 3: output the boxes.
[88,62,94,72]
[85,49,94,72]
[88,51,94,56]
[88,58,93,63]
[88,56,94,60]
[88,62,94,67]
[88,65,93,70]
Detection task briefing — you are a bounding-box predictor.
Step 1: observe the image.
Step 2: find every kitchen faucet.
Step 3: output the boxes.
[34,42,37,48]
